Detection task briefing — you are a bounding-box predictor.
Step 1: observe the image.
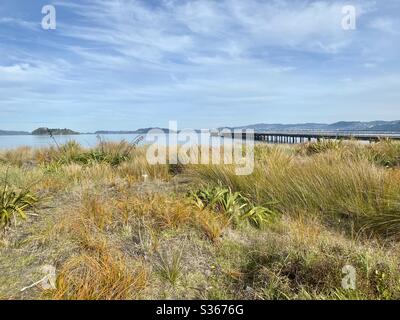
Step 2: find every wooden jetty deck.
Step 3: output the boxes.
[220,131,400,144]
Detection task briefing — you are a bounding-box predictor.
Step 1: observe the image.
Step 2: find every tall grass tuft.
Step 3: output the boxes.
[366,139,400,167]
[53,244,148,300]
[156,248,184,286]
[188,145,400,235]
[1,169,38,229]
[194,209,230,242]
[298,139,344,156]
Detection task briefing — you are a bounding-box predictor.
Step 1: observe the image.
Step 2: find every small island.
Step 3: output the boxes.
[31,127,79,135]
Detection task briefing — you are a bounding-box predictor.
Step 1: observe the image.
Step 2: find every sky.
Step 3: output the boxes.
[0,0,399,132]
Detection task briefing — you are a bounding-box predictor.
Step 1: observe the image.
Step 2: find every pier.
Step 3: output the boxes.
[221,131,400,144]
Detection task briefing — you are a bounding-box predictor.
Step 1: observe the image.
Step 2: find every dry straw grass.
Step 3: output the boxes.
[53,242,148,300]
[2,140,400,300]
[188,141,400,237]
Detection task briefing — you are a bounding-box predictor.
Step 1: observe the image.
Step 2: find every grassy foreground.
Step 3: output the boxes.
[1,139,400,300]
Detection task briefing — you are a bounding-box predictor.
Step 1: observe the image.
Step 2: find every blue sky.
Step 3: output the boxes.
[0,0,399,131]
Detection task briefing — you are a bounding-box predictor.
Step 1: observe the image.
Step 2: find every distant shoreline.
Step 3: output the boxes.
[2,120,400,136]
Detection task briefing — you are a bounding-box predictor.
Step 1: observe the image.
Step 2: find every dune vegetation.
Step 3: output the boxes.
[1,139,400,300]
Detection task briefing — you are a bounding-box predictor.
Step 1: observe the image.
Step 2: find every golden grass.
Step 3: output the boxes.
[188,143,400,236]
[121,193,194,229]
[53,242,148,300]
[194,209,230,243]
[2,140,400,300]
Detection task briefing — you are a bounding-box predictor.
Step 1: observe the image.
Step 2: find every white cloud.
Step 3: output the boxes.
[54,0,374,69]
[0,58,76,84]
[1,0,400,129]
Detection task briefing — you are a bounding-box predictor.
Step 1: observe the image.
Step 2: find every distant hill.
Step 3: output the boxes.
[31,127,79,135]
[227,121,400,132]
[95,128,173,134]
[0,130,30,135]
[230,123,328,131]
[4,121,400,136]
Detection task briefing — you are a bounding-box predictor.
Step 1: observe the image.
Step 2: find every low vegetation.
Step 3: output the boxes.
[189,185,277,228]
[1,170,38,229]
[1,139,400,300]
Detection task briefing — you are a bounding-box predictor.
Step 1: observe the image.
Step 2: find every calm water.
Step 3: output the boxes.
[0,134,138,149]
[0,133,232,150]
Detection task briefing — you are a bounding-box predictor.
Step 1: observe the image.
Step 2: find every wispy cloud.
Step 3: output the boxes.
[0,0,399,131]
[56,0,369,64]
[0,17,39,30]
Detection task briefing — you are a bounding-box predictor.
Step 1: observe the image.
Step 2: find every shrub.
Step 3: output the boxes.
[189,186,277,228]
[298,139,344,156]
[366,139,400,167]
[1,184,38,229]
[37,141,138,167]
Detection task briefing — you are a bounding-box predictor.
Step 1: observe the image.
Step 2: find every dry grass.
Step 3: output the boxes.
[1,140,400,300]
[211,214,400,300]
[194,209,230,243]
[116,193,195,230]
[53,242,148,300]
[188,142,400,237]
